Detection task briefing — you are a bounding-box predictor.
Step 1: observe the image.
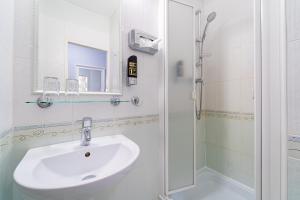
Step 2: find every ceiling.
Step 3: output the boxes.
[64,0,120,17]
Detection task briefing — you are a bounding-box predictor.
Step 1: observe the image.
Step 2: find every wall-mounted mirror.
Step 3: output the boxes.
[34,0,122,95]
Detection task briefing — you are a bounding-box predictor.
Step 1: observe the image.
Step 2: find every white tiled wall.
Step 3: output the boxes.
[198,0,255,188]
[287,0,300,136]
[287,41,300,134]
[202,0,255,114]
[13,0,161,127]
[205,115,255,187]
[10,119,162,200]
[0,1,14,200]
[6,0,164,200]
[0,0,14,132]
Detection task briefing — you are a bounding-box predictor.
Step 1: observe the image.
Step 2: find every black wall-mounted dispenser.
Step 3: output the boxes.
[127,55,138,86]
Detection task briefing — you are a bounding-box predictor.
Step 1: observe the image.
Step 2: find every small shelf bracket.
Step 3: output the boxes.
[37,96,53,109]
[110,97,121,106]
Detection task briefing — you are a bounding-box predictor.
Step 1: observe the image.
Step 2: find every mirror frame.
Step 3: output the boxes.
[32,0,123,96]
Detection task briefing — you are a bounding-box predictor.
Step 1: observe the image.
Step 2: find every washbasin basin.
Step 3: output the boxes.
[14,135,140,199]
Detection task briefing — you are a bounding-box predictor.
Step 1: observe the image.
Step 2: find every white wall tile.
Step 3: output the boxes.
[201,0,255,189]
[0,0,14,132]
[13,0,161,126]
[203,83,217,111]
[216,80,241,112]
[287,40,300,135]
[240,79,254,113]
[203,59,218,84]
[10,1,164,200]
[287,0,300,42]
[202,0,255,114]
[0,2,14,199]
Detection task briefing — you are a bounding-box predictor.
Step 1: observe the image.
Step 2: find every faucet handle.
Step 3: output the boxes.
[82,117,92,128]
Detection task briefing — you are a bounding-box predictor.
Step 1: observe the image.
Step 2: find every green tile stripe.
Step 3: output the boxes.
[0,115,159,146]
[203,110,254,120]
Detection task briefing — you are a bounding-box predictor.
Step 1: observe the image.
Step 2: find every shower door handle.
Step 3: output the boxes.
[195,78,203,120]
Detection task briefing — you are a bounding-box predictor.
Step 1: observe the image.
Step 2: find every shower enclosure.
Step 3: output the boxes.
[163,0,259,199]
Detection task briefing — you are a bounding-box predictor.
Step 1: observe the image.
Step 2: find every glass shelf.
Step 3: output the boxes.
[25,96,138,108]
[25,100,130,104]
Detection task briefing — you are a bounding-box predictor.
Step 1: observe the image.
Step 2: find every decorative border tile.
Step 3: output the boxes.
[288,135,300,159]
[0,135,11,149]
[2,111,253,149]
[0,128,13,150]
[12,115,159,143]
[0,128,13,139]
[288,134,300,143]
[203,110,254,121]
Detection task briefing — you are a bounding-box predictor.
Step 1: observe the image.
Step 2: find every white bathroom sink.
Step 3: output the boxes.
[14,135,140,199]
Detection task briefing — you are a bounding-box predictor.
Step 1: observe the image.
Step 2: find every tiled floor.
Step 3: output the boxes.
[171,168,254,200]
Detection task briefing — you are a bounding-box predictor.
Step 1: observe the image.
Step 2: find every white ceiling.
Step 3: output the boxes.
[64,0,120,17]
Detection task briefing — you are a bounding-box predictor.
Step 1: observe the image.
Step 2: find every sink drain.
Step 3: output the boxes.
[85,152,91,157]
[82,175,97,181]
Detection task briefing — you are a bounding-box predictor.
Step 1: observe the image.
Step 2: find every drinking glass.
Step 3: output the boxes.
[43,77,60,96]
[65,79,79,96]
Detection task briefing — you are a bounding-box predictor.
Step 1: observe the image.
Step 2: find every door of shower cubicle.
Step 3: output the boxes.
[165,0,198,194]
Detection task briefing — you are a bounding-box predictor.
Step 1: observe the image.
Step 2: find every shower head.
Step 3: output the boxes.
[201,11,217,42]
[207,12,217,23]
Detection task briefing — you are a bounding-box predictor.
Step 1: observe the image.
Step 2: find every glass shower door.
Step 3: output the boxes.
[166,0,196,193]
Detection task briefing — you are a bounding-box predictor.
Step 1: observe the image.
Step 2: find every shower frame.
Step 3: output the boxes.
[260,0,288,199]
[163,0,197,195]
[161,0,264,199]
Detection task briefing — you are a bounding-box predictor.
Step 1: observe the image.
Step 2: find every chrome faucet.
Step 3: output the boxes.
[81,117,92,146]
